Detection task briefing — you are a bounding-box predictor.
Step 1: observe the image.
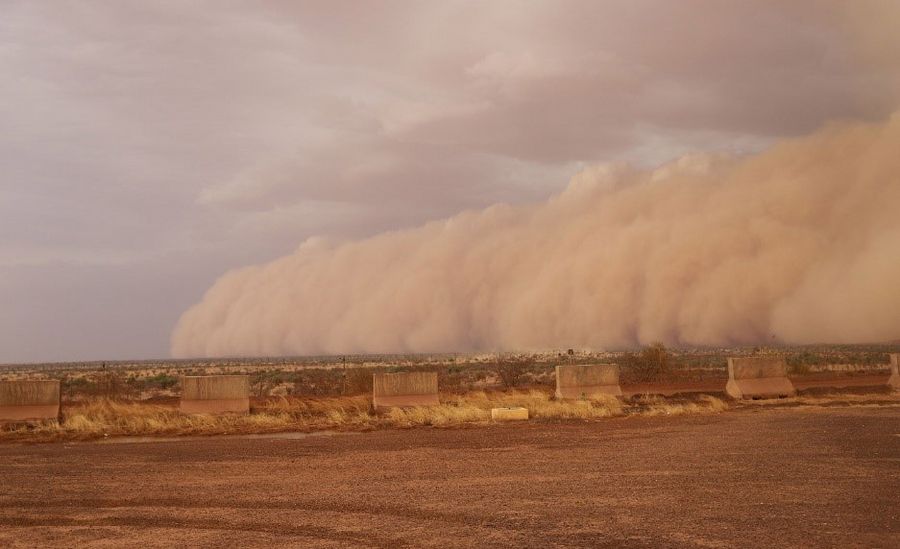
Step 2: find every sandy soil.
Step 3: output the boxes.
[0,405,898,548]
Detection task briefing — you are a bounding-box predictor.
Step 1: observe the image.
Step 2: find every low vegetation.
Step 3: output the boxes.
[0,390,729,442]
[618,342,672,383]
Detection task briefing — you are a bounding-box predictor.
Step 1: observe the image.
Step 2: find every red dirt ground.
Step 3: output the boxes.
[0,404,898,548]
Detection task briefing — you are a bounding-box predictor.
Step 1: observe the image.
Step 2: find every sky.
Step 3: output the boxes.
[2,1,899,363]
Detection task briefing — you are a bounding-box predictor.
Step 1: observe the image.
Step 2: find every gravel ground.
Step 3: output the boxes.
[0,404,898,548]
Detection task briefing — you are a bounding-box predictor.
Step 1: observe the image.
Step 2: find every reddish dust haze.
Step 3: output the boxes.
[172,114,900,357]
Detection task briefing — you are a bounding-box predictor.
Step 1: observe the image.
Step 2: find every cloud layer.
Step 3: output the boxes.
[172,114,900,357]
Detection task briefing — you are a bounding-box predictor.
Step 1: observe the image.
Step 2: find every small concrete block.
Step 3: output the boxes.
[491,407,528,421]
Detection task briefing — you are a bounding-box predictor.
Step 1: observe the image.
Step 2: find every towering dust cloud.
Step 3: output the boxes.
[172,115,900,357]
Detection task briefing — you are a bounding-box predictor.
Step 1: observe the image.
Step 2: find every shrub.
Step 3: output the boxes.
[620,343,671,383]
[251,371,280,398]
[290,368,345,397]
[141,373,179,391]
[62,372,134,399]
[495,359,530,389]
[343,368,374,395]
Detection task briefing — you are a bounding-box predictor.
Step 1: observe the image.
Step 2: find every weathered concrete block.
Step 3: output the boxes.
[0,380,60,422]
[889,354,900,391]
[180,375,250,414]
[555,364,622,399]
[372,371,439,408]
[491,407,528,421]
[725,357,796,399]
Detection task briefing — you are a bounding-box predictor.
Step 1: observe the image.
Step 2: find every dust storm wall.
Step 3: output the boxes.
[172,115,900,357]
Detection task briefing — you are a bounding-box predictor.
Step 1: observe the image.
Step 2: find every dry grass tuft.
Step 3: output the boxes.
[634,395,728,416]
[450,389,625,419]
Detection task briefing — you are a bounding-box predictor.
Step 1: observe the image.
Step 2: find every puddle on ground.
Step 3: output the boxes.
[92,430,358,445]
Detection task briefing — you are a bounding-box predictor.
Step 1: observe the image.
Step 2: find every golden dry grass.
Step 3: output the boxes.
[0,390,732,442]
[631,394,729,416]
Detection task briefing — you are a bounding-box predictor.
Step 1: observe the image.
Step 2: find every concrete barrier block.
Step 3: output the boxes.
[889,354,900,391]
[372,371,439,408]
[0,380,60,422]
[491,407,528,421]
[180,375,250,414]
[725,357,796,399]
[556,364,622,399]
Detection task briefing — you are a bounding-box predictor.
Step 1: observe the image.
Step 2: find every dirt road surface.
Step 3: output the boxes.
[1,405,898,548]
